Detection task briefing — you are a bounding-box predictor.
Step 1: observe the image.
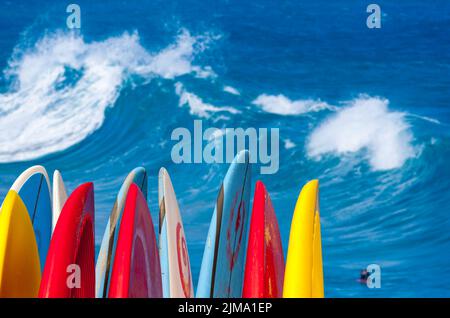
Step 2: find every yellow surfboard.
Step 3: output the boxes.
[283,180,324,298]
[0,191,41,297]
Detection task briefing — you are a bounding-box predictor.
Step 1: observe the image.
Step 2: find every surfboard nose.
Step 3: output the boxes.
[233,149,250,164]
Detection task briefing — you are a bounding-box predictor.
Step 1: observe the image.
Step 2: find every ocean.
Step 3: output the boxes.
[0,0,449,297]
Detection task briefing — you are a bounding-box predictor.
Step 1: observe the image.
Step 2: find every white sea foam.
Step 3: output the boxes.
[223,85,240,95]
[407,113,441,125]
[252,94,333,115]
[306,96,416,171]
[0,29,213,162]
[284,139,296,149]
[175,82,239,118]
[148,31,215,79]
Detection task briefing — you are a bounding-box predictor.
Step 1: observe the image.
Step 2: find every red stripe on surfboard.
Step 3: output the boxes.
[108,183,162,298]
[176,222,192,297]
[39,183,95,298]
[243,181,285,298]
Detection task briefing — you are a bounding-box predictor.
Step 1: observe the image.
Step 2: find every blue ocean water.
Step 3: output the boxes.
[0,0,449,297]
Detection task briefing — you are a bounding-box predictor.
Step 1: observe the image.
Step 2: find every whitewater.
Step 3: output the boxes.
[0,0,449,297]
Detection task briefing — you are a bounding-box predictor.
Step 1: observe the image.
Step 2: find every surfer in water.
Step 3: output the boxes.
[358,269,370,284]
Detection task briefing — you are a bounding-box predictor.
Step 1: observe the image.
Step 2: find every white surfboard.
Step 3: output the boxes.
[159,168,194,298]
[52,170,68,231]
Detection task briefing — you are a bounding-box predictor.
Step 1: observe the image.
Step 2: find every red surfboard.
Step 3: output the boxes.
[39,183,95,298]
[108,183,162,298]
[243,181,285,298]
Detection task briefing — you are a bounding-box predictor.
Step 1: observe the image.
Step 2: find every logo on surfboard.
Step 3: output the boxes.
[176,222,192,297]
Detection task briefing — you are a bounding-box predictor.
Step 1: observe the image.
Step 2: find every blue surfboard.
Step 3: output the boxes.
[95,167,148,298]
[10,166,52,270]
[196,150,252,297]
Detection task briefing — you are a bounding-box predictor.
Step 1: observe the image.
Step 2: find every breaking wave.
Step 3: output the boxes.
[306,96,417,171]
[0,29,213,162]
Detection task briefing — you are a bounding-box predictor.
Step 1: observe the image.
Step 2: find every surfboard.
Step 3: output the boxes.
[196,150,252,298]
[283,180,324,298]
[158,168,193,298]
[108,183,162,298]
[243,181,284,298]
[52,170,68,231]
[0,191,41,297]
[10,166,52,270]
[39,183,95,298]
[96,167,147,298]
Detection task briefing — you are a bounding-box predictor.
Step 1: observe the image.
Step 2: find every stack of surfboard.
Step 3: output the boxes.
[0,150,324,298]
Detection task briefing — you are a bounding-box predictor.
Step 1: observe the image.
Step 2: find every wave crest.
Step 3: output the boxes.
[175,82,239,118]
[306,96,416,171]
[252,93,333,115]
[0,29,212,163]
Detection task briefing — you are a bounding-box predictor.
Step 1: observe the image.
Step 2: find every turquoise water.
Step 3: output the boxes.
[0,0,449,297]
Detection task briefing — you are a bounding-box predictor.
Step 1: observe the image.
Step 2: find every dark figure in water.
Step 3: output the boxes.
[358,269,370,284]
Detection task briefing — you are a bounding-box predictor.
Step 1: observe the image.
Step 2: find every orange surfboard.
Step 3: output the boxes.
[243,181,284,298]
